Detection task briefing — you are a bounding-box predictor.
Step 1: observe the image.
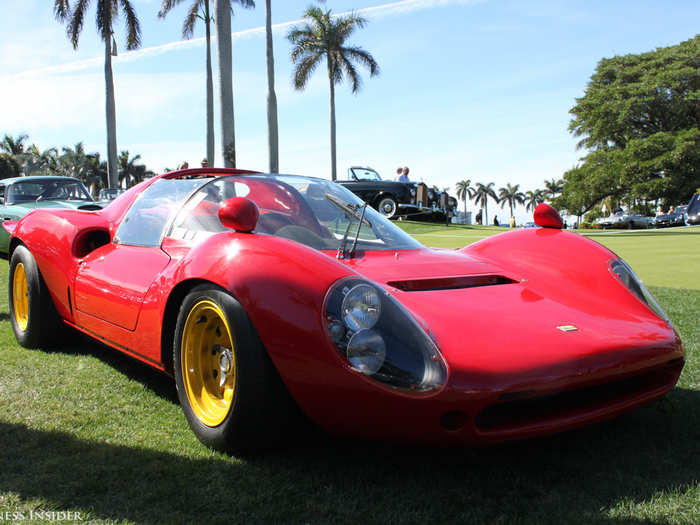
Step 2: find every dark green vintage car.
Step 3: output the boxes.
[0,176,103,255]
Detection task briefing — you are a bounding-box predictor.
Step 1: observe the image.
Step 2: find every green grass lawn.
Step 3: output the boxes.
[0,226,698,524]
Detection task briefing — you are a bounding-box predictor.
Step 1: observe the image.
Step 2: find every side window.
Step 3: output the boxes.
[0,185,5,205]
[114,179,208,247]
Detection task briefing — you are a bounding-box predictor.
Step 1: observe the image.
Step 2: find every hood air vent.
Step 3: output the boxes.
[387,275,517,292]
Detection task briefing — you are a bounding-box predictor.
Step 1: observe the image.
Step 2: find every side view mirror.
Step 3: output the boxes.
[218,197,259,233]
[534,203,563,229]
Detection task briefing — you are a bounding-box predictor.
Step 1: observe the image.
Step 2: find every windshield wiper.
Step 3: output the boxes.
[336,221,354,259]
[325,193,372,228]
[327,194,371,260]
[336,202,368,260]
[348,202,368,259]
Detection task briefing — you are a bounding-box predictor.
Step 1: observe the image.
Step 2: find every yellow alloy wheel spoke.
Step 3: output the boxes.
[12,263,29,332]
[181,300,237,427]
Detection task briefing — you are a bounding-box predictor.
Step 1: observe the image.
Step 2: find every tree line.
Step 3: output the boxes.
[454,179,562,225]
[0,133,152,196]
[44,0,378,189]
[554,35,700,220]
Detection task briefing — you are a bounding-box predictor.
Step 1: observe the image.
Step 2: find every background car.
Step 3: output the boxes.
[98,188,126,202]
[339,166,453,221]
[595,208,652,229]
[4,168,684,455]
[337,166,413,218]
[686,194,700,225]
[0,176,102,255]
[654,205,687,227]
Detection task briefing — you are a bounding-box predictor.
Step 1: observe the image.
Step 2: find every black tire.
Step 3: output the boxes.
[9,245,61,348]
[376,196,398,218]
[173,284,295,455]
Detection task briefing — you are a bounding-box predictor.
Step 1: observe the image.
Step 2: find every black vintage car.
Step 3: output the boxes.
[338,167,456,221]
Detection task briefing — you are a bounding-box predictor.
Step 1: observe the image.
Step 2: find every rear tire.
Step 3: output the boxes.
[9,245,60,348]
[173,284,295,455]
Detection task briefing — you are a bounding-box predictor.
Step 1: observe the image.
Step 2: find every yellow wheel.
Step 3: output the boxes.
[12,262,29,332]
[173,285,297,454]
[181,300,237,427]
[9,245,60,348]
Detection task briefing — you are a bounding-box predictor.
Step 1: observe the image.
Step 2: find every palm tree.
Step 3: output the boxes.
[118,150,150,188]
[498,183,525,219]
[287,7,379,181]
[85,152,108,195]
[214,0,255,168]
[55,0,141,189]
[524,189,545,212]
[473,182,498,225]
[158,0,224,167]
[17,145,59,176]
[543,178,563,200]
[58,142,91,179]
[265,0,278,173]
[0,134,29,156]
[455,179,474,217]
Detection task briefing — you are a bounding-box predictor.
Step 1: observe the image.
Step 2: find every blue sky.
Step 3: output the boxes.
[1,0,698,223]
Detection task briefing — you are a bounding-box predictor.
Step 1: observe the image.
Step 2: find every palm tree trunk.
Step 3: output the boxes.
[484,201,488,225]
[328,72,337,181]
[265,0,279,173]
[215,0,235,168]
[104,38,118,189]
[205,0,215,166]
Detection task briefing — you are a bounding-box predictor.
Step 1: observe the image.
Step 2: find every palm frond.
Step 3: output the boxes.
[334,12,366,41]
[293,52,323,90]
[157,0,182,18]
[120,0,141,50]
[67,0,90,48]
[338,53,360,93]
[54,0,72,22]
[343,46,379,76]
[182,0,201,38]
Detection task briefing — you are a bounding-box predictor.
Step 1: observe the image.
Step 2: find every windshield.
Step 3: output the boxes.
[349,168,382,181]
[7,179,92,204]
[168,175,422,252]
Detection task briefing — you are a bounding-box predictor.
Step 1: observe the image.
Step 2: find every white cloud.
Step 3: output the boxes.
[4,0,484,79]
[0,72,201,132]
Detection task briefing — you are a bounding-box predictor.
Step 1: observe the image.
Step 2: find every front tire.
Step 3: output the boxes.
[9,245,60,348]
[376,196,397,218]
[173,284,294,454]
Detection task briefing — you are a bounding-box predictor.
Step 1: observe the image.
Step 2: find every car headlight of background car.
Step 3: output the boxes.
[324,278,447,392]
[609,258,672,326]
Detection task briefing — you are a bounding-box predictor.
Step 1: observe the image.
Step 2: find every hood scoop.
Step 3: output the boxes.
[387,274,517,292]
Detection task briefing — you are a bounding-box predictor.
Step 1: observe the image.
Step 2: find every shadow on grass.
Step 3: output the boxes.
[1,387,699,524]
[40,333,179,405]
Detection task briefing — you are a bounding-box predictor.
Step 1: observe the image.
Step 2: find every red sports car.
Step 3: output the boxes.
[4,168,684,453]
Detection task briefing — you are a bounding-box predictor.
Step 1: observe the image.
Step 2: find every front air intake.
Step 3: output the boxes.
[387,275,517,292]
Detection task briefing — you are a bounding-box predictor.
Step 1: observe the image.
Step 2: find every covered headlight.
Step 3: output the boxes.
[609,258,671,324]
[324,278,447,393]
[410,187,416,197]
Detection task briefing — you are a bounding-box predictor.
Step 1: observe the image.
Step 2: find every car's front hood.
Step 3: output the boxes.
[340,248,681,392]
